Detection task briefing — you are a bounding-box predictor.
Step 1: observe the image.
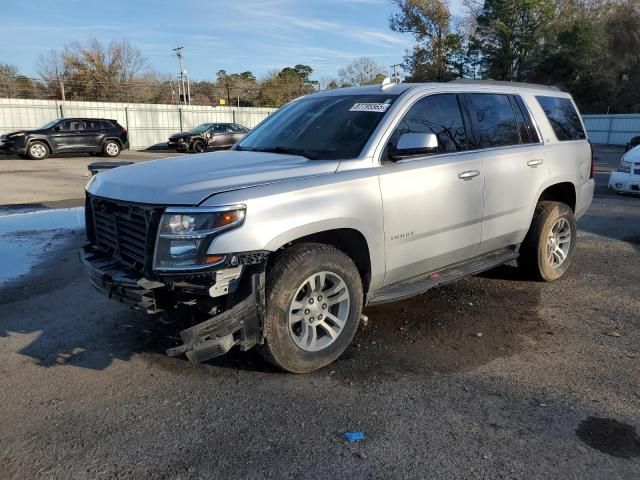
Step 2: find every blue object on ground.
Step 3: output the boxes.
[344,431,365,442]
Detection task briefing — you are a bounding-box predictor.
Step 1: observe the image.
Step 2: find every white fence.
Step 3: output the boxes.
[583,114,640,146]
[0,98,277,150]
[2,98,638,148]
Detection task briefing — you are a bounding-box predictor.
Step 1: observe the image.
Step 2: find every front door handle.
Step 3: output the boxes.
[527,159,543,167]
[458,170,480,180]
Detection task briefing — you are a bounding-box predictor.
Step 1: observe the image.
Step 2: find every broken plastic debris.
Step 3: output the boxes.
[344,431,365,443]
[605,331,621,337]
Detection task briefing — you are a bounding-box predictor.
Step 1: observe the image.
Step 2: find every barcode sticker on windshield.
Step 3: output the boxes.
[349,103,390,113]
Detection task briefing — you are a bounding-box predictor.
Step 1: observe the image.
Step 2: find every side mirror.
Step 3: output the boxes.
[54,125,63,131]
[389,132,439,161]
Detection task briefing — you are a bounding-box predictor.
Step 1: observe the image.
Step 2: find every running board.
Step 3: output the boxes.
[369,248,519,306]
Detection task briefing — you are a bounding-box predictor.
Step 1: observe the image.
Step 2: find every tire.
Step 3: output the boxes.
[103,140,121,158]
[191,140,205,153]
[260,243,364,373]
[518,201,577,281]
[26,141,49,160]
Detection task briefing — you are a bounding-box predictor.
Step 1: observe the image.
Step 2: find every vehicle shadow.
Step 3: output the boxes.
[0,231,547,376]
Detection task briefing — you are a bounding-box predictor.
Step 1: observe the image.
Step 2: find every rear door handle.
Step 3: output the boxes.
[458,170,480,180]
[527,159,543,167]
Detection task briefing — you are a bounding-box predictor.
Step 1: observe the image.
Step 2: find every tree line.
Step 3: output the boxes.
[0,39,388,108]
[0,0,638,113]
[391,0,640,113]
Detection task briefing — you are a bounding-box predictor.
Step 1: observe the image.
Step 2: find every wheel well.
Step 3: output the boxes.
[277,229,372,294]
[103,137,122,147]
[27,138,52,152]
[538,183,576,212]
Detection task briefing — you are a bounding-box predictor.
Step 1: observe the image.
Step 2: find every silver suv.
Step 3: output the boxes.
[82,80,595,373]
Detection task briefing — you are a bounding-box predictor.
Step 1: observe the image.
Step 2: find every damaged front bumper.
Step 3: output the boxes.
[80,244,266,363]
[609,170,640,194]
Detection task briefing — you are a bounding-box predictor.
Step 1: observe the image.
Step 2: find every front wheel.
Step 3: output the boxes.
[191,140,205,153]
[27,141,49,160]
[260,243,363,373]
[518,201,577,281]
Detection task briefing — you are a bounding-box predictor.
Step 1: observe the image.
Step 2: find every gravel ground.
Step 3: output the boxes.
[0,147,639,479]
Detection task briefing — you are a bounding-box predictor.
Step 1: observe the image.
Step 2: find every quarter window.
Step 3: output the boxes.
[390,93,469,154]
[467,94,520,148]
[536,96,586,141]
[512,96,540,144]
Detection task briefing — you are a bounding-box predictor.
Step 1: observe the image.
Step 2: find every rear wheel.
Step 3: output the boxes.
[27,141,49,160]
[103,140,120,158]
[260,243,363,373]
[518,201,576,281]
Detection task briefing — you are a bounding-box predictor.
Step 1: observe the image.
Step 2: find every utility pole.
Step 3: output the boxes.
[59,78,65,102]
[173,47,190,105]
[390,63,402,83]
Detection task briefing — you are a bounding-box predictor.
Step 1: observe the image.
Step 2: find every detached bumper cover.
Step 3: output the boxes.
[166,267,265,363]
[81,244,266,364]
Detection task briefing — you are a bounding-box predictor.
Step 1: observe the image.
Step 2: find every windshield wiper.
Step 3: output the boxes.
[236,145,318,160]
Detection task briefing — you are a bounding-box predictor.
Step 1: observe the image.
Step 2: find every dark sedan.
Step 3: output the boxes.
[168,123,248,153]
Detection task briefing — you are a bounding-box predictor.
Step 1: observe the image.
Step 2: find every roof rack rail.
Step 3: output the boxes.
[448,79,561,92]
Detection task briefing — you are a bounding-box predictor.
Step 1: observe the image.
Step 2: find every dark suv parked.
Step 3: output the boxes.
[0,118,129,160]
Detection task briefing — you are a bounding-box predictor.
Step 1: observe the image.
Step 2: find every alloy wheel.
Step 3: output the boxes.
[547,218,571,268]
[288,271,350,352]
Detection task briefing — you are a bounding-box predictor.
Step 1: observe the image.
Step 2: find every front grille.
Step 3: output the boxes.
[89,195,161,271]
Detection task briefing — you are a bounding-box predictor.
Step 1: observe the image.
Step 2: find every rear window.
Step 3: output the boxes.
[536,96,586,141]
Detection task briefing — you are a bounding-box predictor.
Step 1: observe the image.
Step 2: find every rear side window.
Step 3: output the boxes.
[229,124,247,133]
[466,94,520,148]
[390,93,469,154]
[510,96,540,144]
[536,96,586,141]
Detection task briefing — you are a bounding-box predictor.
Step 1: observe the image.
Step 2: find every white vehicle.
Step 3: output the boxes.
[82,80,595,372]
[609,145,640,195]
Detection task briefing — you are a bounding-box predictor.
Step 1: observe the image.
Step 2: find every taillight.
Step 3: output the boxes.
[589,142,596,179]
[122,128,128,135]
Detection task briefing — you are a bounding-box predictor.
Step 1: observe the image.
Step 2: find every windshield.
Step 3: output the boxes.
[189,124,214,134]
[40,119,61,129]
[237,94,398,160]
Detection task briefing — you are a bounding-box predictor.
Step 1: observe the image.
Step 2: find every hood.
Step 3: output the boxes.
[88,150,339,205]
[623,145,640,163]
[169,131,196,141]
[4,129,32,137]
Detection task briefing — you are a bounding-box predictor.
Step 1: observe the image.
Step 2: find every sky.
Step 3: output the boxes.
[0,0,465,82]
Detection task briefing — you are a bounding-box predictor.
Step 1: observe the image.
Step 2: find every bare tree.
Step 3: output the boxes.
[0,64,19,98]
[338,57,387,86]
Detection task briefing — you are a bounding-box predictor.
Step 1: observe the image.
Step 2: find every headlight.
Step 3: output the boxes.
[9,132,25,138]
[619,161,632,173]
[154,206,245,271]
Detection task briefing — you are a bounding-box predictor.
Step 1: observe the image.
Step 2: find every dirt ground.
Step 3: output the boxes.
[0,147,639,479]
